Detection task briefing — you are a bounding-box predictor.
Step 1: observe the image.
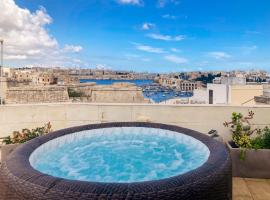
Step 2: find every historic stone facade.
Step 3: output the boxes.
[5,86,69,104]
[91,83,149,103]
[69,83,150,103]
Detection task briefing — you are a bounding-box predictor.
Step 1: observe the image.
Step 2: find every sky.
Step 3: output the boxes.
[0,0,270,72]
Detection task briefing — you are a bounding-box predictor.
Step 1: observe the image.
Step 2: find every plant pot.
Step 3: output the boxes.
[0,144,20,163]
[227,142,270,178]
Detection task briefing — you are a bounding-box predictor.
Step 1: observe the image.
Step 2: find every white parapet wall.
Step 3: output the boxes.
[0,103,270,141]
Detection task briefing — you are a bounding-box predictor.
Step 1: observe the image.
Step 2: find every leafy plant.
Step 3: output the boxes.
[224,111,270,160]
[1,122,52,145]
[224,111,256,149]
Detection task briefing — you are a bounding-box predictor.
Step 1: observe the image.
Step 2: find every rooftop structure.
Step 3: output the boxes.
[190,84,264,105]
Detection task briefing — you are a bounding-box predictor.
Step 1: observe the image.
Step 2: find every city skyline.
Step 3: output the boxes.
[0,0,270,72]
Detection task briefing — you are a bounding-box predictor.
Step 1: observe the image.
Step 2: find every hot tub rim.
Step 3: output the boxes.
[3,122,230,195]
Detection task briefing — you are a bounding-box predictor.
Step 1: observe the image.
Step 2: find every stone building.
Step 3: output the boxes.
[56,75,80,85]
[36,73,56,85]
[177,80,201,91]
[11,70,32,82]
[158,77,202,91]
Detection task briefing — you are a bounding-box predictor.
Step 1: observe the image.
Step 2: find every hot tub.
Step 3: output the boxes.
[0,122,232,200]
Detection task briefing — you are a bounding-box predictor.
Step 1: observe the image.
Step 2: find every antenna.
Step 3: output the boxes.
[0,39,3,105]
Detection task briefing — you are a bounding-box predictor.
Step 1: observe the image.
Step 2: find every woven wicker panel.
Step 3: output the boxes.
[0,122,232,200]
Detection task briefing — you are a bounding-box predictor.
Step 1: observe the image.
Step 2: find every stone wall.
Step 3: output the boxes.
[69,83,150,103]
[4,83,149,104]
[5,86,69,104]
[68,82,96,97]
[0,103,269,141]
[91,83,149,103]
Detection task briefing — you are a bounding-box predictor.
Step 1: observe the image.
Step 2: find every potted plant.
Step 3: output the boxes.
[224,111,270,178]
[0,122,52,162]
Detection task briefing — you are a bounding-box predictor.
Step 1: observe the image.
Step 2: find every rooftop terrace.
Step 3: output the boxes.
[0,103,269,199]
[233,178,270,200]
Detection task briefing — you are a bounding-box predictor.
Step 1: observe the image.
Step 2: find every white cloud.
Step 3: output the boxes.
[162,14,177,19]
[164,55,188,64]
[141,23,155,30]
[240,45,257,55]
[96,64,112,70]
[133,43,165,54]
[147,33,185,41]
[125,53,151,62]
[157,0,180,8]
[5,55,28,60]
[207,51,231,60]
[170,48,181,53]
[117,0,143,5]
[0,0,83,66]
[63,45,83,53]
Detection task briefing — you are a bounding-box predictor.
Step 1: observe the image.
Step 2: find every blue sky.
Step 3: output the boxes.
[2,0,270,72]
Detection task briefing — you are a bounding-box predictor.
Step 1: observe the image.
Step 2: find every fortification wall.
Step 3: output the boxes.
[5,86,69,104]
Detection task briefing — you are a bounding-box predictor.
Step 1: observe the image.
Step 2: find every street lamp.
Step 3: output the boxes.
[0,39,3,105]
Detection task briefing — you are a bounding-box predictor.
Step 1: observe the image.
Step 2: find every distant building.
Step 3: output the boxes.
[11,70,32,82]
[212,77,221,84]
[177,80,201,91]
[56,75,79,85]
[254,87,270,105]
[221,77,246,85]
[158,77,201,91]
[2,67,12,78]
[36,73,55,85]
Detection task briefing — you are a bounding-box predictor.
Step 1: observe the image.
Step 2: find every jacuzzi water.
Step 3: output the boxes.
[30,127,210,183]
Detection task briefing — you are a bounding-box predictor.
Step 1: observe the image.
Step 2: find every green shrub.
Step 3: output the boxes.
[263,127,270,148]
[251,127,270,149]
[68,88,84,97]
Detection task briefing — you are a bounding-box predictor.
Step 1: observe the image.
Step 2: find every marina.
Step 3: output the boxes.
[80,79,193,103]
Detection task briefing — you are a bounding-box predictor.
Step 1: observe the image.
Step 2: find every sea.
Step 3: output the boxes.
[80,79,192,103]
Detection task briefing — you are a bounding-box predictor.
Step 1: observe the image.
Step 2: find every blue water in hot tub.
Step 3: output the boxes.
[30,127,209,183]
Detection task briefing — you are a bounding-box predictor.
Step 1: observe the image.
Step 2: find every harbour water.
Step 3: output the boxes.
[80,79,192,103]
[80,79,153,86]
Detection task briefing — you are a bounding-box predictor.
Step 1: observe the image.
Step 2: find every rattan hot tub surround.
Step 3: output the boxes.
[0,122,232,200]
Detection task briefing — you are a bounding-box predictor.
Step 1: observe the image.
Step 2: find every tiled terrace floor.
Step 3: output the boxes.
[233,178,270,200]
